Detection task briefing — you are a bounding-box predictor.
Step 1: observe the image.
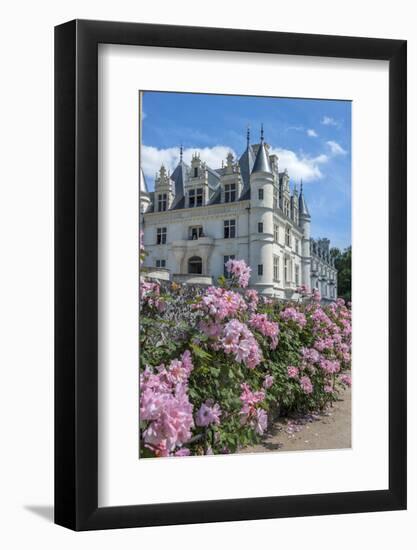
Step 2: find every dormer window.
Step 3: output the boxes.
[194,167,198,178]
[284,200,290,217]
[189,188,203,207]
[225,183,236,203]
[158,193,167,212]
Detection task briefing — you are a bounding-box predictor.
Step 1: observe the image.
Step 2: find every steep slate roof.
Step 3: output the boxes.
[140,168,149,196]
[298,184,311,218]
[252,140,272,174]
[238,143,255,188]
[206,165,221,190]
[170,161,189,198]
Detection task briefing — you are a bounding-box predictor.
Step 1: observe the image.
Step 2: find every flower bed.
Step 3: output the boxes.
[139,256,351,458]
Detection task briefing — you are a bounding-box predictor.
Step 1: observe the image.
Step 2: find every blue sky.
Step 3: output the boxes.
[141,91,351,250]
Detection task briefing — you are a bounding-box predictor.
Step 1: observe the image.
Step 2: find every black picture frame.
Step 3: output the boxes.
[55,19,407,531]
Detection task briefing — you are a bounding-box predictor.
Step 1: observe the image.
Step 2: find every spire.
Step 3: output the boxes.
[298,182,310,218]
[252,125,271,174]
[180,144,183,162]
[246,125,250,148]
[140,168,149,195]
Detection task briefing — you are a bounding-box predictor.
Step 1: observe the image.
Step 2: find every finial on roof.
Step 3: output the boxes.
[180,144,183,162]
[252,132,272,175]
[247,125,250,147]
[260,123,264,142]
[298,180,310,218]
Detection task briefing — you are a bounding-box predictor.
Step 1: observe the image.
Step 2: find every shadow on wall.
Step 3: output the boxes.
[24,505,54,523]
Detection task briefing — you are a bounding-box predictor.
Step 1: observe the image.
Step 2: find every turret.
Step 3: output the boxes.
[139,168,151,215]
[298,183,311,290]
[249,126,275,294]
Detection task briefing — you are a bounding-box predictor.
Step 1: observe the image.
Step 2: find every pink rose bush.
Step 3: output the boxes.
[225,258,251,288]
[140,256,351,457]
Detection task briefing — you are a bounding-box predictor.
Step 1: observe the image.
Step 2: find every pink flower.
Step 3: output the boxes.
[253,408,268,435]
[287,366,299,379]
[240,383,265,413]
[195,400,222,427]
[225,259,252,288]
[311,288,321,302]
[319,358,340,374]
[140,278,166,311]
[297,284,310,296]
[339,373,352,386]
[314,337,334,352]
[142,385,194,453]
[263,375,274,389]
[245,288,259,312]
[280,307,307,328]
[195,286,247,321]
[221,319,262,369]
[249,313,280,349]
[301,347,321,364]
[299,375,313,394]
[174,448,191,457]
[140,352,195,455]
[324,384,334,393]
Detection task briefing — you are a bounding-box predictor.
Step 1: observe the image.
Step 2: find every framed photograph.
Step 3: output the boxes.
[55,20,407,530]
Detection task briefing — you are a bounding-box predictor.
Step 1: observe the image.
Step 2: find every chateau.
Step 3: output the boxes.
[140,129,338,300]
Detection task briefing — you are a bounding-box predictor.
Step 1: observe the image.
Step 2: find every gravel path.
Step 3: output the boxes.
[241,386,351,454]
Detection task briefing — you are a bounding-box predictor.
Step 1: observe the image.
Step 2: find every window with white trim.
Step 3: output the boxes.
[274,223,279,243]
[158,193,167,212]
[285,226,291,247]
[295,264,300,286]
[189,226,203,240]
[156,227,167,245]
[224,219,236,239]
[273,255,279,282]
[224,183,236,203]
[189,188,203,207]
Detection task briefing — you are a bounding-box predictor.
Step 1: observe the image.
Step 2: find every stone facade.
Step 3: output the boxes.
[140,131,338,300]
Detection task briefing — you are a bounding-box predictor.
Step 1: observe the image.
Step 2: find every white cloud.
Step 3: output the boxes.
[321,116,337,126]
[269,147,328,182]
[141,140,344,188]
[307,128,318,137]
[141,145,235,183]
[285,125,304,132]
[326,140,347,155]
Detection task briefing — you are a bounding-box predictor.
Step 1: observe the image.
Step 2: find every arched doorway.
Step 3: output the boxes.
[188,256,202,274]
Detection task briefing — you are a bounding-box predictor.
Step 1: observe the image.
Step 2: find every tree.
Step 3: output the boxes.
[330,246,351,302]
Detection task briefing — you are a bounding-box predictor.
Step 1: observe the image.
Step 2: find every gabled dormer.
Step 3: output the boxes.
[280,168,291,217]
[291,184,299,225]
[154,164,174,211]
[220,152,242,203]
[184,152,210,208]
